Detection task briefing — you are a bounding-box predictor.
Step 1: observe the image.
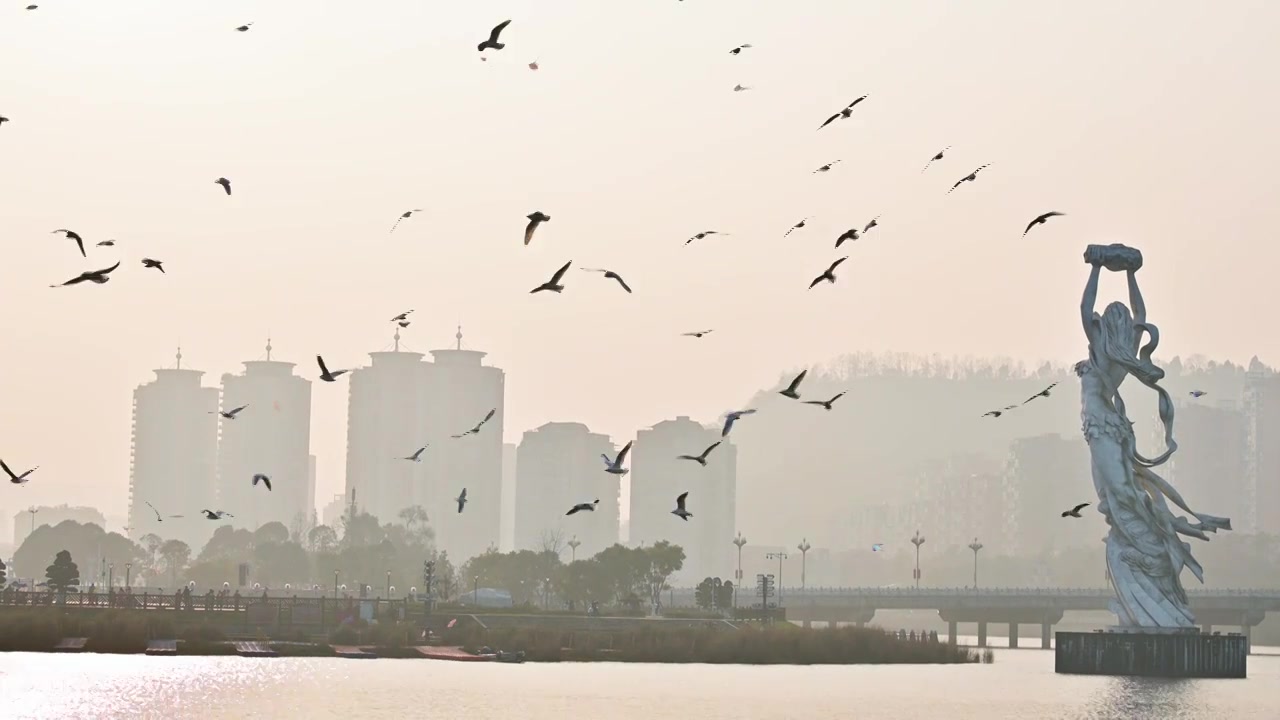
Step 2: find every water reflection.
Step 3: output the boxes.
[1074,676,1197,720]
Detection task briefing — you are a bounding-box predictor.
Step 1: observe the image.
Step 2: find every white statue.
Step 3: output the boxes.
[1076,244,1231,628]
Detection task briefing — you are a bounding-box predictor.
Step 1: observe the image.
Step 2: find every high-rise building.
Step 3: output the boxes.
[501,443,517,552]
[1001,434,1092,553]
[215,340,313,534]
[128,348,219,551]
[629,416,737,585]
[515,422,620,560]
[910,453,1005,550]
[1246,360,1280,533]
[321,493,346,530]
[1169,401,1250,531]
[307,454,318,527]
[344,327,504,564]
[12,505,106,549]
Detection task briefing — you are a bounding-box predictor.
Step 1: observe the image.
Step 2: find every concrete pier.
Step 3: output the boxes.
[1055,630,1247,679]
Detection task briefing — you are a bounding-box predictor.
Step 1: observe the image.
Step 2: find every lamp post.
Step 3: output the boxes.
[27,507,38,539]
[385,570,391,598]
[910,530,925,590]
[968,537,984,589]
[732,533,747,608]
[567,536,581,563]
[125,562,132,588]
[333,570,339,599]
[473,576,479,606]
[108,563,114,589]
[797,538,811,591]
[765,552,788,606]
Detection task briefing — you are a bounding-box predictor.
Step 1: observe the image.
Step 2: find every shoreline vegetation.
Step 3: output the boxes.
[0,609,990,664]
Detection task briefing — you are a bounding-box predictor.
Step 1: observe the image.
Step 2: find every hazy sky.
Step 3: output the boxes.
[2,1,1278,523]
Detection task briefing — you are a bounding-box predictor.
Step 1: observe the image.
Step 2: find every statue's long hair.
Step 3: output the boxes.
[1091,301,1177,467]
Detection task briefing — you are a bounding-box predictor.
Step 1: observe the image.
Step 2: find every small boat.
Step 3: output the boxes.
[495,650,526,664]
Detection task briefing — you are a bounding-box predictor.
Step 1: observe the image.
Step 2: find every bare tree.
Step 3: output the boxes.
[539,528,567,558]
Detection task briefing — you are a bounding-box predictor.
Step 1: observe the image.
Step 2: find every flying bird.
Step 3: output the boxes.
[1189,390,1208,398]
[1,459,37,485]
[685,231,726,245]
[96,240,116,247]
[144,501,170,522]
[1023,211,1065,236]
[863,217,880,233]
[1061,502,1090,519]
[529,60,539,70]
[732,84,752,92]
[816,95,867,130]
[252,474,272,491]
[211,404,249,420]
[947,164,991,194]
[804,392,845,411]
[478,19,511,52]
[201,509,234,520]
[682,330,714,338]
[721,409,756,437]
[671,492,693,521]
[391,310,413,322]
[455,488,468,514]
[1023,382,1059,405]
[398,321,411,329]
[51,262,120,287]
[778,370,807,399]
[390,209,425,234]
[316,355,349,382]
[784,218,809,237]
[0,115,9,124]
[729,43,753,55]
[813,160,841,174]
[921,146,950,173]
[401,447,428,462]
[566,499,600,516]
[531,260,572,293]
[871,543,885,552]
[234,23,253,32]
[453,408,497,438]
[601,441,633,476]
[835,228,859,247]
[981,405,1018,418]
[141,258,165,274]
[214,177,232,195]
[808,257,848,289]
[52,229,86,258]
[677,441,721,467]
[524,211,550,245]
[581,268,632,293]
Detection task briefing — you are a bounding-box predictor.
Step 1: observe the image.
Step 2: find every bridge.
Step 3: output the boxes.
[747,587,1280,651]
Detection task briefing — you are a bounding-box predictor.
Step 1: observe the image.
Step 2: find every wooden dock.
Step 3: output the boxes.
[332,645,378,659]
[232,641,278,658]
[52,637,88,653]
[145,639,178,656]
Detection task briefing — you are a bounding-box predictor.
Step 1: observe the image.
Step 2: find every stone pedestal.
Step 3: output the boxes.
[1055,629,1247,679]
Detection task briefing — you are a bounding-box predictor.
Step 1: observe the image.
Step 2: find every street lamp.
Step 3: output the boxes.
[765,552,788,606]
[968,537,984,589]
[910,530,926,590]
[385,570,391,598]
[108,563,114,589]
[125,562,132,588]
[797,538,811,591]
[473,576,479,606]
[27,507,38,540]
[333,570,339,598]
[567,536,581,563]
[732,533,747,608]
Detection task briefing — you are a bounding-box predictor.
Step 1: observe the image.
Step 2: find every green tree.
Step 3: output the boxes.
[45,550,80,593]
[435,551,457,599]
[695,577,714,609]
[15,521,143,588]
[307,525,338,554]
[253,521,290,546]
[642,541,685,606]
[158,539,191,588]
[716,580,734,610]
[0,557,7,588]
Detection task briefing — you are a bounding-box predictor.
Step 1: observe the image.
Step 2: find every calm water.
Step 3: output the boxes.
[1,647,1277,719]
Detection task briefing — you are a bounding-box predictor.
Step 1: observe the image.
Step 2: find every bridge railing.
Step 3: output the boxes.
[673,586,1280,598]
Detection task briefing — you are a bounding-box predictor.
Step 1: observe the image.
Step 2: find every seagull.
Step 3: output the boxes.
[453,408,497,438]
[981,405,1018,418]
[143,501,174,522]
[732,84,752,92]
[478,19,511,52]
[52,229,86,258]
[1023,211,1065,237]
[456,488,468,514]
[947,164,991,194]
[529,60,539,71]
[201,509,234,520]
[721,409,756,437]
[921,146,950,173]
[813,160,841,174]
[566,499,600,516]
[778,370,807,399]
[0,115,9,124]
[682,329,713,338]
[524,212,551,245]
[835,228,859,248]
[214,177,232,195]
[96,240,116,247]
[685,231,726,245]
[581,268,632,293]
[1189,390,1208,398]
[602,441,633,475]
[141,258,165,274]
[234,23,253,32]
[1023,382,1059,405]
[677,441,721,467]
[784,218,809,237]
[24,6,36,11]
[531,260,572,293]
[863,216,880,233]
[252,474,272,491]
[871,543,884,552]
[671,492,693,521]
[729,43,753,55]
[1061,502,1090,519]
[817,95,868,130]
[391,310,413,322]
[804,392,845,410]
[316,355,349,382]
[1,459,37,485]
[51,262,120,287]
[402,447,427,462]
[398,321,411,329]
[808,257,848,289]
[211,404,249,420]
[390,209,425,234]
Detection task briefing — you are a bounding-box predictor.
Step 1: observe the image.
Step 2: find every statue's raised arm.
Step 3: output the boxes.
[1081,262,1102,344]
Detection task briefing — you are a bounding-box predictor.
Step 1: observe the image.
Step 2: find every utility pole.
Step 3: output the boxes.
[567,536,581,563]
[732,533,747,609]
[797,538,811,591]
[911,530,926,590]
[766,552,788,606]
[423,560,436,616]
[27,507,38,540]
[968,537,984,589]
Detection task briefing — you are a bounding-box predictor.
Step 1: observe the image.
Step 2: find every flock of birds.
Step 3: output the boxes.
[1,13,1225,551]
